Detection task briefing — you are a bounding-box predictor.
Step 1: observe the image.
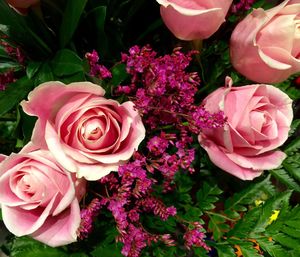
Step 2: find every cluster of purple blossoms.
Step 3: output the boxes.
[85,50,112,79]
[0,38,24,90]
[231,0,256,13]
[116,45,226,133]
[0,71,15,90]
[79,47,223,256]
[77,157,177,257]
[183,222,211,251]
[77,198,104,239]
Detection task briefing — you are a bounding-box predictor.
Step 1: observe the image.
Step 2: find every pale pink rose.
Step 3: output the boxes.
[198,77,293,180]
[0,143,86,247]
[230,0,300,83]
[21,81,145,181]
[6,0,39,8]
[156,0,233,40]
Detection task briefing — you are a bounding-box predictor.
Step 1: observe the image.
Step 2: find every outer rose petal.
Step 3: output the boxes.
[157,0,233,40]
[199,135,263,180]
[30,200,81,247]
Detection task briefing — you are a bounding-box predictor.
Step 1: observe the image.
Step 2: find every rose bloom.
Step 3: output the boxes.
[21,81,145,181]
[198,77,293,180]
[230,0,300,83]
[156,0,233,40]
[0,144,86,247]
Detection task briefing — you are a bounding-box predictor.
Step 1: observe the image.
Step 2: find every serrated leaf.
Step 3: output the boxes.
[251,191,291,234]
[281,225,300,239]
[215,245,236,257]
[227,207,261,238]
[196,182,222,212]
[208,214,230,241]
[284,136,300,153]
[239,243,262,257]
[289,119,300,136]
[256,237,287,257]
[224,176,272,219]
[270,169,300,192]
[273,233,300,250]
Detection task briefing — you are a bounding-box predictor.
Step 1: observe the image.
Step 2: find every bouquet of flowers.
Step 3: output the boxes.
[0,0,299,256]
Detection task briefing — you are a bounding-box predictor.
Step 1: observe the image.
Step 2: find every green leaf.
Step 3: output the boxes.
[91,243,123,257]
[272,233,300,250]
[252,191,291,234]
[59,0,88,48]
[9,237,68,257]
[270,169,300,192]
[110,63,128,86]
[284,136,300,154]
[196,182,222,211]
[224,176,273,219]
[33,63,54,85]
[256,237,287,257]
[239,243,263,257]
[227,207,261,238]
[289,119,300,136]
[0,77,33,117]
[215,245,236,257]
[0,2,52,58]
[50,49,84,77]
[208,213,230,240]
[26,61,43,79]
[0,61,22,72]
[85,6,107,56]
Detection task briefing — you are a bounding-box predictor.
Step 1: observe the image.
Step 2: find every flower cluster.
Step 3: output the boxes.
[0,1,297,256]
[117,45,226,133]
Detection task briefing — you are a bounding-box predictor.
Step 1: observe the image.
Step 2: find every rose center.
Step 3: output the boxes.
[12,171,39,200]
[81,117,106,141]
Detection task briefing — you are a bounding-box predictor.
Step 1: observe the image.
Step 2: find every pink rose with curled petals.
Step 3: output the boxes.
[156,0,233,40]
[0,143,86,247]
[21,81,145,181]
[198,77,293,180]
[230,0,300,83]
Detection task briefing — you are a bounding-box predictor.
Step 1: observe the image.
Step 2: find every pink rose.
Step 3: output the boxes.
[156,0,233,40]
[6,0,39,8]
[230,0,300,83]
[198,77,293,180]
[0,144,86,247]
[21,81,145,181]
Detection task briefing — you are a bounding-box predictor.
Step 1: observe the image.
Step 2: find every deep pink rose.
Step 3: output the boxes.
[198,77,293,180]
[21,81,145,181]
[6,0,39,8]
[156,0,233,40]
[230,0,300,83]
[0,144,86,247]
